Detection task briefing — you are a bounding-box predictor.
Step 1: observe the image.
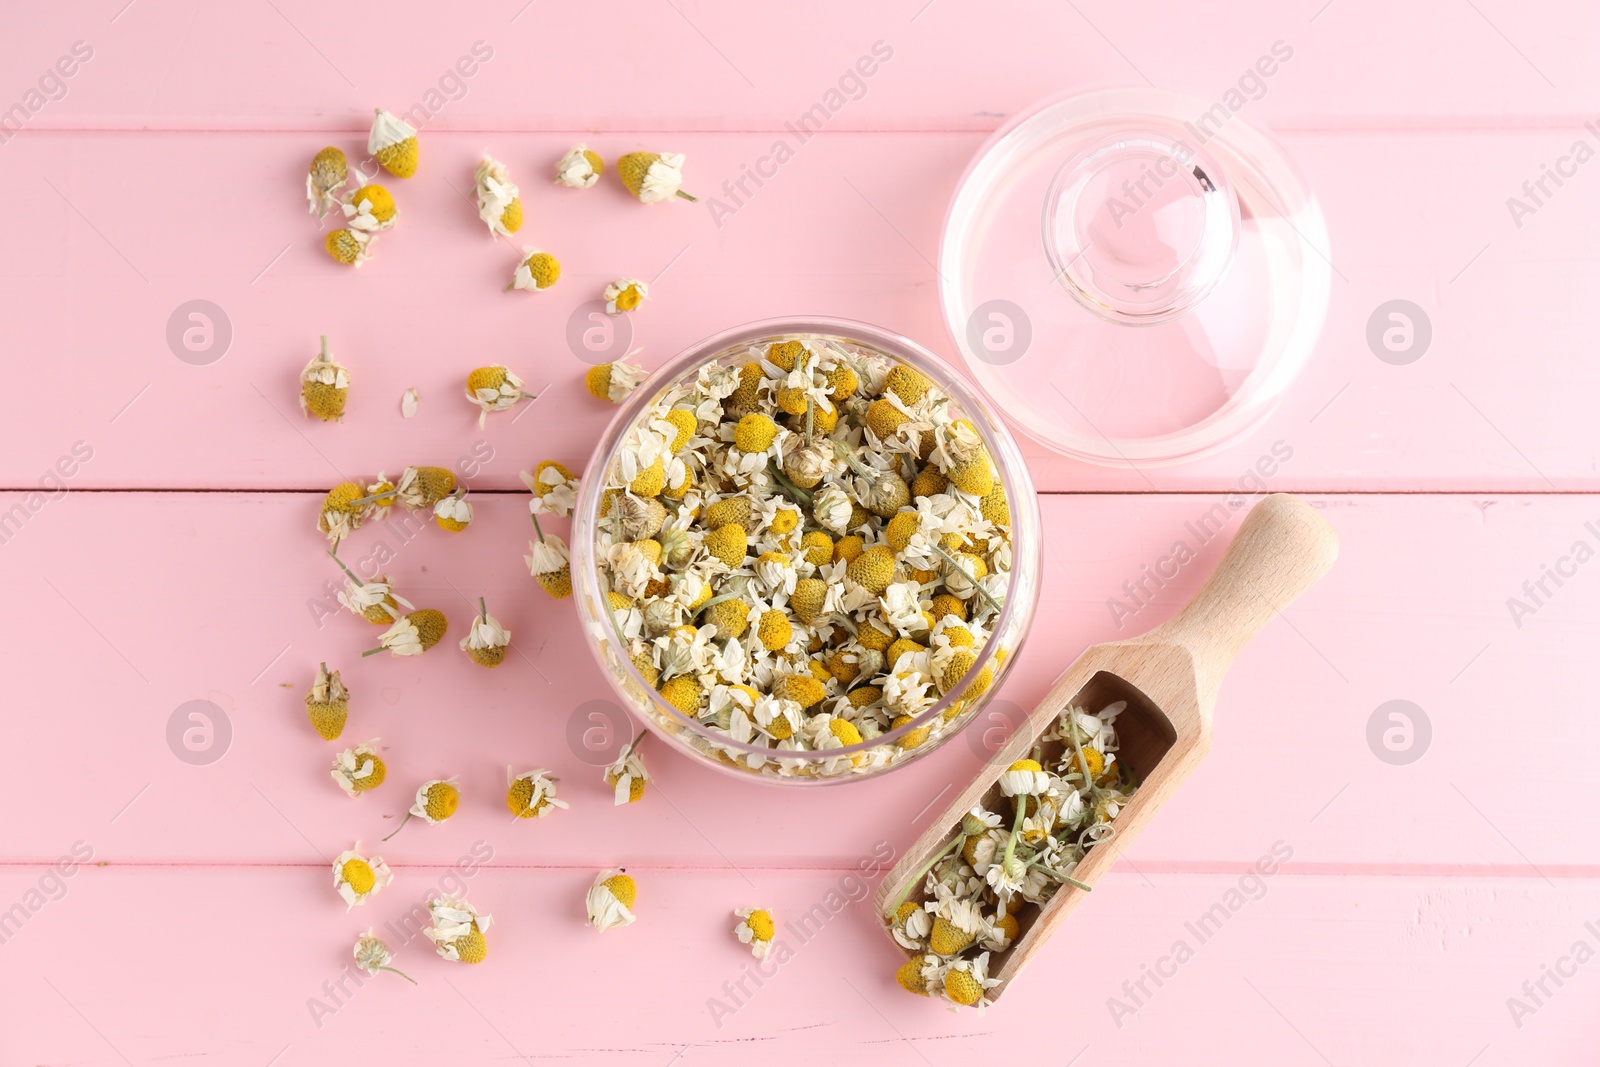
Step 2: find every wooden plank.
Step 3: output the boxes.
[2,490,1592,871]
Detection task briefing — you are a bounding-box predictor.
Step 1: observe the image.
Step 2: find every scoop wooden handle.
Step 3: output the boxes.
[1145,494,1339,709]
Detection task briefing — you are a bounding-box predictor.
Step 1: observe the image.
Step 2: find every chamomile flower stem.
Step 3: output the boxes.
[361,647,384,658]
[766,462,813,506]
[884,833,966,918]
[1062,718,1103,805]
[328,549,365,587]
[529,512,546,543]
[933,544,1005,614]
[349,488,400,508]
[479,597,488,624]
[320,334,329,361]
[675,189,698,202]
[1001,794,1028,874]
[381,812,414,842]
[1024,860,1092,893]
[692,591,743,617]
[379,965,418,985]
[805,398,814,446]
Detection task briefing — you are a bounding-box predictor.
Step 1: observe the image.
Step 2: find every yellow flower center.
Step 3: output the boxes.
[340,858,376,895]
[424,782,460,821]
[603,873,637,908]
[746,910,775,941]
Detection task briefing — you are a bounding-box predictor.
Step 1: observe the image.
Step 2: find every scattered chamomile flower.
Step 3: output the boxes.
[384,777,461,840]
[369,107,419,178]
[424,896,491,963]
[363,608,449,657]
[584,355,647,403]
[507,766,568,819]
[433,490,473,532]
[329,551,412,624]
[331,739,386,796]
[472,152,523,237]
[603,278,649,315]
[526,517,572,599]
[603,731,649,806]
[318,481,369,546]
[464,364,535,428]
[586,869,637,932]
[342,173,398,234]
[616,151,696,203]
[333,845,393,909]
[324,226,372,267]
[508,247,561,292]
[554,143,604,188]
[460,598,510,667]
[401,387,419,418]
[521,460,580,518]
[733,908,776,959]
[305,662,349,741]
[299,335,349,422]
[393,465,457,510]
[352,929,416,984]
[307,146,348,220]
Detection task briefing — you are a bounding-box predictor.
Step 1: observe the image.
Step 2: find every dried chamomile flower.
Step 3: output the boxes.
[331,739,386,796]
[305,662,349,741]
[343,173,398,234]
[586,869,637,932]
[369,107,419,178]
[616,151,696,203]
[424,896,491,963]
[324,227,373,267]
[384,777,461,840]
[330,555,413,625]
[473,153,523,236]
[555,143,604,188]
[526,519,572,599]
[307,146,348,220]
[353,929,416,984]
[584,356,647,403]
[603,731,649,806]
[521,460,579,518]
[363,608,448,657]
[939,952,999,1009]
[507,766,568,819]
[508,248,561,292]
[333,845,394,909]
[318,481,369,545]
[998,759,1049,797]
[734,908,776,959]
[433,489,473,532]
[300,336,349,421]
[394,465,457,510]
[460,598,510,667]
[465,364,535,427]
[603,278,649,315]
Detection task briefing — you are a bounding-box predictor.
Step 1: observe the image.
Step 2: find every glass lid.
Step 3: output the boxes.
[940,87,1331,466]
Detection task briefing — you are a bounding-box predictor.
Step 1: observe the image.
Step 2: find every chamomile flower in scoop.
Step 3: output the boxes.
[432,490,473,532]
[324,227,373,267]
[331,739,386,796]
[603,278,649,315]
[508,248,560,292]
[299,335,349,422]
[734,908,776,959]
[526,520,572,600]
[459,598,510,667]
[464,364,535,427]
[369,107,419,178]
[506,766,568,819]
[603,731,649,806]
[384,777,461,840]
[472,153,523,236]
[615,151,696,203]
[363,609,448,657]
[554,143,603,188]
[424,896,491,963]
[352,929,416,984]
[520,460,579,518]
[305,662,349,741]
[584,356,647,403]
[306,146,348,220]
[586,869,637,932]
[333,845,393,909]
[998,759,1049,797]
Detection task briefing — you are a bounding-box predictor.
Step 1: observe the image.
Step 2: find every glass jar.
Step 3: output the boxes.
[571,317,1041,784]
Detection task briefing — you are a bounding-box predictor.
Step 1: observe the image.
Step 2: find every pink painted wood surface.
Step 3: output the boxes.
[1,0,1596,1062]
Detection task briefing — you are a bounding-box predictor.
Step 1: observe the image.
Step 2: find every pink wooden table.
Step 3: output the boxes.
[3,1,1597,1062]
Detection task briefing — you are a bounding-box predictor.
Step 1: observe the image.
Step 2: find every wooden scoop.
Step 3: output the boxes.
[873,493,1339,999]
